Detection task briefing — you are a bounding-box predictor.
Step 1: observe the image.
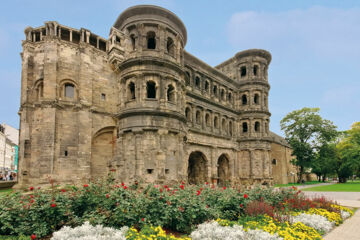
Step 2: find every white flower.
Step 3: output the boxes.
[290,213,334,233]
[341,210,351,220]
[190,221,282,240]
[51,222,128,240]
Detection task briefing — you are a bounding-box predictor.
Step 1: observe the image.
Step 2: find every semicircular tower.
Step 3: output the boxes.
[110,5,188,183]
[235,49,272,185]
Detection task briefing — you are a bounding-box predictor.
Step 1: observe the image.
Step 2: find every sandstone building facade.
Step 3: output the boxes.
[17,5,296,187]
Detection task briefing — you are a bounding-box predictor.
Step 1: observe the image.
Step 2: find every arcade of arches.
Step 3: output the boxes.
[187,151,231,185]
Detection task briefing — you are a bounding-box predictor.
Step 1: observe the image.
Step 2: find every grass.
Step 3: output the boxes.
[302,182,360,192]
[274,181,328,187]
[0,188,13,196]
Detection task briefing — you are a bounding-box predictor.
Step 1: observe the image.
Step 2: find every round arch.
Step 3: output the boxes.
[187,151,208,184]
[91,126,116,179]
[217,153,230,186]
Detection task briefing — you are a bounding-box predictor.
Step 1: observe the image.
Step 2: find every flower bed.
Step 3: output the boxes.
[0,179,354,239]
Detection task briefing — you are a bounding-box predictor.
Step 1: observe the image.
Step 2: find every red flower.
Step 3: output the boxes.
[200,187,203,191]
[123,186,127,190]
[206,205,209,208]
[110,168,116,172]
[164,185,168,189]
[83,184,89,188]
[181,181,185,184]
[106,194,109,199]
[211,184,215,189]
[240,204,243,208]
[196,190,201,196]
[160,188,163,193]
[30,195,34,198]
[115,185,120,188]
[121,182,125,186]
[223,187,226,190]
[31,234,36,240]
[51,203,56,208]
[205,182,209,185]
[244,194,248,199]
[29,187,34,191]
[180,185,184,190]
[141,218,144,221]
[37,187,41,190]
[61,189,66,192]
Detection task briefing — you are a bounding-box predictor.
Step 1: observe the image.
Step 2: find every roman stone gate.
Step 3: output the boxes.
[187,151,208,184]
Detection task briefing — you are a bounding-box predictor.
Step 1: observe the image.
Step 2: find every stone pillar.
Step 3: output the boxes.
[69,30,72,42]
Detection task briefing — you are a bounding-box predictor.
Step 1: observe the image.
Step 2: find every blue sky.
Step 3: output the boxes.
[1,0,359,136]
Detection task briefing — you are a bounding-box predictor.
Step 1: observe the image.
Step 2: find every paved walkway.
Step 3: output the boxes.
[300,189,360,240]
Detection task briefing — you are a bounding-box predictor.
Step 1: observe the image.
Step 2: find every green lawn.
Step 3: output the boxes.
[0,188,13,196]
[274,181,327,188]
[302,182,360,192]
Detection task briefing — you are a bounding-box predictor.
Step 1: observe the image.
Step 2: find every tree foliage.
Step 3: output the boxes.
[280,108,337,182]
[336,122,360,182]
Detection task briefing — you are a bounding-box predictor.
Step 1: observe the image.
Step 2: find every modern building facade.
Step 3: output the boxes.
[17,5,296,187]
[0,123,19,175]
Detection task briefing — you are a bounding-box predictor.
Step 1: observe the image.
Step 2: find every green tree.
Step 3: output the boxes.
[280,107,337,183]
[336,122,360,182]
[312,143,337,182]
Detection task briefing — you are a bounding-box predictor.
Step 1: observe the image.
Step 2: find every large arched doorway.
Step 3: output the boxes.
[218,154,230,186]
[188,151,207,184]
[91,127,116,179]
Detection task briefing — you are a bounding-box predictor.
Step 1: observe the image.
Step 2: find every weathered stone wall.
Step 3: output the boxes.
[17,5,297,188]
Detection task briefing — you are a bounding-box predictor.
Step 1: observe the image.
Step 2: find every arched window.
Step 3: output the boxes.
[228,92,232,102]
[185,71,190,86]
[264,96,267,107]
[214,116,219,128]
[147,31,156,49]
[242,122,248,133]
[205,113,210,126]
[265,122,268,133]
[272,159,277,165]
[229,121,233,136]
[146,81,156,98]
[185,107,191,121]
[242,94,247,105]
[128,82,136,100]
[167,37,175,56]
[196,111,201,124]
[220,89,225,101]
[204,81,209,92]
[130,34,136,50]
[253,65,258,76]
[254,94,259,104]
[213,85,217,96]
[35,81,44,100]
[241,66,247,77]
[255,121,260,132]
[167,84,175,102]
[65,83,75,98]
[195,76,200,88]
[222,119,226,132]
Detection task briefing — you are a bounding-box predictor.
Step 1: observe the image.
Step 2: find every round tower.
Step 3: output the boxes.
[111,5,188,184]
[236,49,272,184]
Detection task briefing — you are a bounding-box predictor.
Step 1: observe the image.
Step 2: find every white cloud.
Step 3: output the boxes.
[227,6,360,59]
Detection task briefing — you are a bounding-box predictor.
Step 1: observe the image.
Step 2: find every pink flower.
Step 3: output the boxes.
[51,203,56,208]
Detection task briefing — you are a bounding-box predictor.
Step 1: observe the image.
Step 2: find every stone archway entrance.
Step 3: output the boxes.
[91,127,115,179]
[218,154,230,186]
[188,151,207,184]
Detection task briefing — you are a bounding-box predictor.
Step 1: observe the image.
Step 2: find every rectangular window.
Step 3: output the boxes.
[101,93,106,100]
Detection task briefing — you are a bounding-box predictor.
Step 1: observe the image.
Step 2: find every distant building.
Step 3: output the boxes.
[0,123,19,175]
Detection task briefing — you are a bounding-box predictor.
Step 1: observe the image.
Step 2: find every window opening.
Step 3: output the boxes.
[147,31,156,49]
[146,81,156,98]
[242,122,248,133]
